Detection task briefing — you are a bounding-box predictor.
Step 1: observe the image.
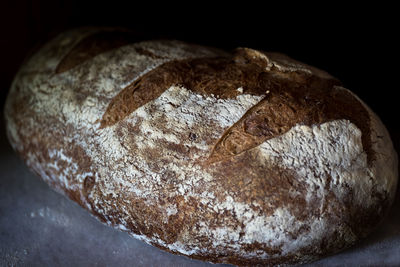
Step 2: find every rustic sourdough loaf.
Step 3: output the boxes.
[4,27,398,266]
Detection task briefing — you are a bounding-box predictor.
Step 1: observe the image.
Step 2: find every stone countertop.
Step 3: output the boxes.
[1,113,399,267]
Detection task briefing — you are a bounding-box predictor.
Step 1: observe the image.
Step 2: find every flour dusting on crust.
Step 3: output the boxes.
[4,28,398,266]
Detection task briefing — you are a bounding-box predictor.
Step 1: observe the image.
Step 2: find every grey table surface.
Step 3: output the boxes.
[1,112,400,267]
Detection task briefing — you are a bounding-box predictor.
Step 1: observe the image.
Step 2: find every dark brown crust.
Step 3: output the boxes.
[6,33,392,267]
[100,48,373,164]
[55,30,144,73]
[208,71,374,164]
[99,54,265,128]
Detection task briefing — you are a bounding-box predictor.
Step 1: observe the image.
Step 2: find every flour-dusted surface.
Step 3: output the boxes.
[1,112,400,267]
[4,27,398,266]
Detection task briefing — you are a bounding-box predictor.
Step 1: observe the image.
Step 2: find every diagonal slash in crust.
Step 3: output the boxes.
[57,34,372,164]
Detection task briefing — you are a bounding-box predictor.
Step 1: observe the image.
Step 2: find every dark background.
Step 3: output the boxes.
[0,1,398,132]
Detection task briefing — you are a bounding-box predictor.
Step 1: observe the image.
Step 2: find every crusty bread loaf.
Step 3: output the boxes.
[4,27,398,266]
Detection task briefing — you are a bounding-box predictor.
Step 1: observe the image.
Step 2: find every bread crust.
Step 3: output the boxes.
[4,27,398,266]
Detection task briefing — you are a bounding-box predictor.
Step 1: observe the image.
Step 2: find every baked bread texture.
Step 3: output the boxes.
[4,27,398,266]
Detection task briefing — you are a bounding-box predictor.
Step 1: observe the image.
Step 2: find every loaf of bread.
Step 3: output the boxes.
[4,27,398,266]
